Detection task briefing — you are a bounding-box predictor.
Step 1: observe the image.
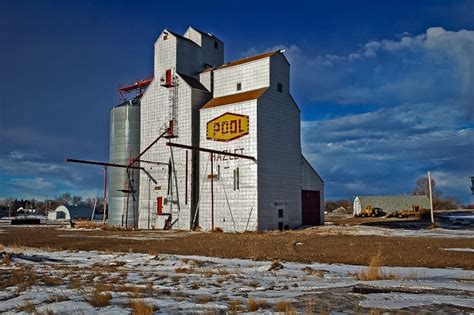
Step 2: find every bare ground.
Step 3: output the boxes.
[1,225,473,269]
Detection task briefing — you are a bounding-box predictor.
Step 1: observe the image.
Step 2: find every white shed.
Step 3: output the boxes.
[48,205,95,221]
[48,205,71,220]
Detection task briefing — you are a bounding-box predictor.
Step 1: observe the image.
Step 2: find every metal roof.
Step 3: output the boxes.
[216,50,280,70]
[200,88,267,110]
[355,195,430,211]
[178,73,209,91]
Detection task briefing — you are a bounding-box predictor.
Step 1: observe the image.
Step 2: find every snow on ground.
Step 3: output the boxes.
[442,248,474,253]
[1,247,473,314]
[310,225,474,238]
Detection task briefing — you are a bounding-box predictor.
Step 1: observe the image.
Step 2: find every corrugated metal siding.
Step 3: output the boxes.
[109,101,140,227]
[353,195,431,215]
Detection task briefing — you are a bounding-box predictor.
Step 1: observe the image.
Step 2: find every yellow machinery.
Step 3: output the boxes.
[356,206,386,217]
[388,205,429,218]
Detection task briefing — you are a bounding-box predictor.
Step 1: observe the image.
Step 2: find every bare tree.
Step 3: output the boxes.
[72,195,82,206]
[413,176,442,199]
[56,192,72,206]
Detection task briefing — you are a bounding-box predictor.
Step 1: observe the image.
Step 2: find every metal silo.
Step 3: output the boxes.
[109,99,140,227]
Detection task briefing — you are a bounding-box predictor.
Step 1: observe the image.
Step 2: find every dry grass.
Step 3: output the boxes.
[45,294,69,303]
[274,300,296,314]
[88,289,112,307]
[356,249,398,281]
[74,221,105,229]
[0,243,4,251]
[41,275,64,286]
[191,282,201,290]
[175,267,193,274]
[229,300,244,313]
[201,268,229,277]
[305,299,315,314]
[69,275,83,290]
[17,301,36,312]
[247,298,269,311]
[129,299,157,315]
[196,295,212,304]
[357,249,382,281]
[212,227,224,233]
[1,266,37,291]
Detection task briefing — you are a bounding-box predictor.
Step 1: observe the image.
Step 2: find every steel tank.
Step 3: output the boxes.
[108,99,140,227]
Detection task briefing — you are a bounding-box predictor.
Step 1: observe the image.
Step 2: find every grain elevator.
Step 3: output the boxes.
[109,26,324,231]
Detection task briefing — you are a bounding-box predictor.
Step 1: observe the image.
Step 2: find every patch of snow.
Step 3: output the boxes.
[2,247,473,313]
[442,248,474,253]
[360,293,474,309]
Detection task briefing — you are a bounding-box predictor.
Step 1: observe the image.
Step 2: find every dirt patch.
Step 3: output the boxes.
[0,226,473,269]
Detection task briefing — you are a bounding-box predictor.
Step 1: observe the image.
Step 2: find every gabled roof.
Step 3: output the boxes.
[188,26,222,42]
[165,30,199,46]
[302,155,324,183]
[178,73,209,91]
[201,88,267,110]
[216,50,280,70]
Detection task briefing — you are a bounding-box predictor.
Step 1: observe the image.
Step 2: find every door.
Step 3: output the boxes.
[302,190,321,226]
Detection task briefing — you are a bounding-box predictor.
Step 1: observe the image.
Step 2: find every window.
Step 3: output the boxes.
[163,33,168,40]
[237,83,242,91]
[277,83,283,93]
[233,167,240,190]
[214,41,218,49]
[278,208,284,218]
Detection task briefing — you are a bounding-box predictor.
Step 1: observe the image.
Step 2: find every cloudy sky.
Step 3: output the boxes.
[0,0,473,202]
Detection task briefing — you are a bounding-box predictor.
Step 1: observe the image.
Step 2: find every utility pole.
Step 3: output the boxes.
[428,171,434,225]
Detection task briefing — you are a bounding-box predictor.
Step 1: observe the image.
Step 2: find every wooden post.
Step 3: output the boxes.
[211,152,214,231]
[103,167,107,224]
[428,171,434,225]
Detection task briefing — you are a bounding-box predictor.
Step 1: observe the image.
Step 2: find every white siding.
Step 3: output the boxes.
[213,58,270,97]
[139,29,223,230]
[199,101,259,231]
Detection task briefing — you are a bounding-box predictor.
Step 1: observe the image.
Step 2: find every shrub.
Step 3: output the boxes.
[17,301,36,313]
[129,299,157,315]
[88,290,112,307]
[274,300,296,314]
[247,298,269,312]
[356,249,397,281]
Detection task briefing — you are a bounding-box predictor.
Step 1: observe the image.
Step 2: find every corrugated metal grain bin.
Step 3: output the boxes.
[109,99,140,227]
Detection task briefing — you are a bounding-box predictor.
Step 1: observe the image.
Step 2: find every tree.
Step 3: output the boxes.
[72,195,82,206]
[325,199,352,213]
[413,176,460,210]
[413,176,442,199]
[56,192,72,206]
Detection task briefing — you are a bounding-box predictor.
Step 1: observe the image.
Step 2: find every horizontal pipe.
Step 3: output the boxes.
[165,142,256,161]
[65,158,143,170]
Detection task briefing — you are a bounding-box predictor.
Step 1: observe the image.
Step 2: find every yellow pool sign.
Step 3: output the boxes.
[207,113,249,142]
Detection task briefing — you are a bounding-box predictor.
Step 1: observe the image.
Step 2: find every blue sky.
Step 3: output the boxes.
[0,0,473,202]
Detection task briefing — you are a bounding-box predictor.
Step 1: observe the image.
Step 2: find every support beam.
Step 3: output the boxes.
[66,158,143,170]
[128,130,167,168]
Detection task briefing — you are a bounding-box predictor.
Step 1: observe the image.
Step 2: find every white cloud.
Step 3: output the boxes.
[245,27,473,202]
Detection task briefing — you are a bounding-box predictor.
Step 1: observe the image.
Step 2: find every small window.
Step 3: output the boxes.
[277,83,283,93]
[237,83,242,91]
[163,34,168,40]
[233,167,240,190]
[278,208,284,218]
[214,41,218,49]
